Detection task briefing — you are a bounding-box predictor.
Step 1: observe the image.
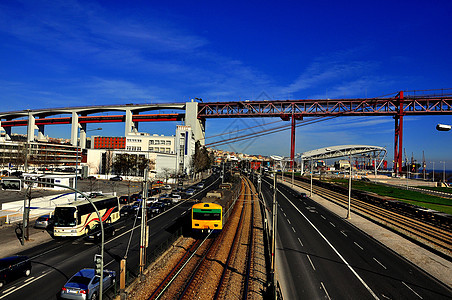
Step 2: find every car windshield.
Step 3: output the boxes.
[54,207,76,227]
[68,275,91,286]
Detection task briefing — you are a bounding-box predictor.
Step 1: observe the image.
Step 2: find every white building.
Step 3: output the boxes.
[125,132,175,154]
[85,125,196,179]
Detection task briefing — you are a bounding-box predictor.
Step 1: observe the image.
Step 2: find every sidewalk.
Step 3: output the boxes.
[280,180,452,288]
[0,221,54,259]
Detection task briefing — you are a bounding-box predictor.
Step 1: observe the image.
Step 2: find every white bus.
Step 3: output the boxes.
[53,196,120,237]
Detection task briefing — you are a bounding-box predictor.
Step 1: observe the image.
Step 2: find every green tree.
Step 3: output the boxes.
[192,141,212,175]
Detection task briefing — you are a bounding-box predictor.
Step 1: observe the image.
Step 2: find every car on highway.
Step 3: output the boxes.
[0,255,32,289]
[60,268,116,300]
[120,205,136,218]
[84,223,116,242]
[298,192,308,199]
[162,184,172,190]
[34,214,54,229]
[196,182,205,189]
[185,188,195,196]
[146,197,159,206]
[170,193,182,203]
[158,199,172,208]
[119,195,130,204]
[149,202,166,214]
[109,175,123,181]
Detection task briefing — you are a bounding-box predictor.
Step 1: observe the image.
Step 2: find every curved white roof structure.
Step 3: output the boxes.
[301,145,387,160]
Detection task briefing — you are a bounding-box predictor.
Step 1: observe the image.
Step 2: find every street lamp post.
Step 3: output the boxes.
[440,161,446,183]
[310,158,313,197]
[430,161,435,182]
[74,127,102,200]
[347,154,352,219]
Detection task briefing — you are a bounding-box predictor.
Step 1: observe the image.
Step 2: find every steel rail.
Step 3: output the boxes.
[243,177,255,300]
[213,176,253,299]
[148,239,202,300]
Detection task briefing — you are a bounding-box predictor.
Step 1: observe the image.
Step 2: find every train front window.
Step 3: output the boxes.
[193,212,221,220]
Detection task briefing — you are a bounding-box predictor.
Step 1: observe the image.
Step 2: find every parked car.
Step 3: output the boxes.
[87,175,97,180]
[60,268,116,300]
[120,205,136,218]
[85,223,116,242]
[34,214,54,229]
[109,175,123,181]
[0,255,32,288]
[88,192,103,198]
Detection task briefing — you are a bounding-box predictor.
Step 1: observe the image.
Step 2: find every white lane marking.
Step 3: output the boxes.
[280,207,284,211]
[307,255,316,271]
[0,272,48,299]
[354,241,364,250]
[329,222,336,227]
[280,191,379,299]
[2,286,16,293]
[402,281,423,299]
[23,276,35,283]
[292,227,296,233]
[341,230,348,237]
[283,212,287,217]
[298,237,304,247]
[321,215,326,219]
[320,282,331,300]
[373,257,387,269]
[287,219,291,224]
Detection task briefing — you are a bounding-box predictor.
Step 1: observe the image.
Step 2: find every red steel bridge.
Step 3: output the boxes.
[1,90,452,174]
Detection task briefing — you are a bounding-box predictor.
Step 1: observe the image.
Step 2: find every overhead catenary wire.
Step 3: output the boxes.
[206,115,340,148]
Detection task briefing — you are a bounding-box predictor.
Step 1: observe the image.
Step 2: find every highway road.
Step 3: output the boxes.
[0,174,221,300]
[259,175,452,299]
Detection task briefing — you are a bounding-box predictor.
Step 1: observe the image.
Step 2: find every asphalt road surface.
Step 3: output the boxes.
[0,174,221,300]
[259,175,452,300]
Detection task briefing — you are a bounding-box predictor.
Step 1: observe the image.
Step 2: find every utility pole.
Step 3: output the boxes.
[139,169,149,277]
[271,172,277,298]
[310,158,313,197]
[347,154,352,219]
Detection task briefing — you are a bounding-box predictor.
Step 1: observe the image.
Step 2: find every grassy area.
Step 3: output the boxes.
[328,178,452,214]
[418,186,452,194]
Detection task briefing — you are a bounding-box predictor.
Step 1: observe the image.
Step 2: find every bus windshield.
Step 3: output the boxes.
[54,207,77,226]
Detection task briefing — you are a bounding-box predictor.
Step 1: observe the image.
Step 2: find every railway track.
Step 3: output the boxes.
[149,176,258,299]
[288,178,452,256]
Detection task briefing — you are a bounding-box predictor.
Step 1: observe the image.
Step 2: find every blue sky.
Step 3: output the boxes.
[1,0,452,168]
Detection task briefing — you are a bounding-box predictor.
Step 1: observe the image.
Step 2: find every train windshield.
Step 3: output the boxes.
[193,212,221,220]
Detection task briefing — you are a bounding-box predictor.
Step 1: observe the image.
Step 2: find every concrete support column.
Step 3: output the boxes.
[27,114,36,142]
[3,125,11,140]
[125,109,137,135]
[71,112,79,147]
[37,124,45,140]
[185,101,205,145]
[79,123,87,149]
